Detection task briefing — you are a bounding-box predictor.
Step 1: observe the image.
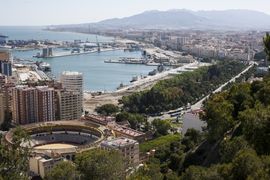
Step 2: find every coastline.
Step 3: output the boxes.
[83,61,212,113]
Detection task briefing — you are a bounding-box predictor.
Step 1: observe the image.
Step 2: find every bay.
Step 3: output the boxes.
[4,27,155,91]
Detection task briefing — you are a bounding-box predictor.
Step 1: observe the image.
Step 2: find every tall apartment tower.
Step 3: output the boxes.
[60,71,83,93]
[0,49,12,76]
[12,86,55,125]
[60,71,83,111]
[0,93,5,125]
[12,86,37,125]
[36,86,55,122]
[55,89,82,120]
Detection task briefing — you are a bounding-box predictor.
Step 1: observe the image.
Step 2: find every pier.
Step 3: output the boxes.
[35,48,122,59]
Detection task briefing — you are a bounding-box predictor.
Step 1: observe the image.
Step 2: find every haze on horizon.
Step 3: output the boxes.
[0,0,270,26]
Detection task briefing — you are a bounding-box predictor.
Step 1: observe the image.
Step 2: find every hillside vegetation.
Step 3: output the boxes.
[122,61,246,114]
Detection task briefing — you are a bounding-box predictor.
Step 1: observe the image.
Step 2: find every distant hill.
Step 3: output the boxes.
[51,9,270,30]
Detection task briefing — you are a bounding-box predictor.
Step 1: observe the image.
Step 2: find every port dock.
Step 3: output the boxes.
[35,48,122,59]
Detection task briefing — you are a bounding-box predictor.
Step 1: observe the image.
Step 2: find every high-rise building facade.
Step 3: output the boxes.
[0,93,5,125]
[12,86,55,125]
[0,74,6,88]
[0,49,12,76]
[12,86,37,125]
[60,71,83,112]
[60,71,83,93]
[55,89,82,120]
[36,86,55,122]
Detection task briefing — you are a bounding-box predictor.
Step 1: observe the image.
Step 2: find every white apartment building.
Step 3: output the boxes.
[60,71,83,93]
[60,71,83,111]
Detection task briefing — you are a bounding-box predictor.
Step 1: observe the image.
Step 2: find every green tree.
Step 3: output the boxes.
[152,119,172,136]
[122,61,246,115]
[168,153,183,171]
[182,128,202,152]
[263,32,270,61]
[201,92,235,141]
[180,165,222,180]
[116,112,146,130]
[231,149,264,180]
[239,105,270,155]
[219,136,249,163]
[1,110,12,131]
[75,149,125,180]
[45,161,78,180]
[0,127,31,180]
[95,104,119,116]
[129,158,163,180]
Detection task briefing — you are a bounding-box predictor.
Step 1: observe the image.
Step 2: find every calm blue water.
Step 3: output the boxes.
[0,26,111,42]
[5,27,154,91]
[13,50,154,91]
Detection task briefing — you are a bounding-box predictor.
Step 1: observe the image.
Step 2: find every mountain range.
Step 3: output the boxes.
[52,9,270,30]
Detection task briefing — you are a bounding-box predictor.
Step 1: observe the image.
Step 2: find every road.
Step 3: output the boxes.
[116,61,211,93]
[148,61,255,121]
[191,61,255,110]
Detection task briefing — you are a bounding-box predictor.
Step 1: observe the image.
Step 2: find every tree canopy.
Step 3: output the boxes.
[0,127,30,180]
[122,61,246,114]
[263,32,270,61]
[95,104,119,116]
[75,149,126,180]
[45,161,78,180]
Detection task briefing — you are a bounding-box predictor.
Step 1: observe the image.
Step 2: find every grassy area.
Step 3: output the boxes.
[140,134,181,152]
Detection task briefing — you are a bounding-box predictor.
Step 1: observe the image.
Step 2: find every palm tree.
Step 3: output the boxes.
[263,32,270,61]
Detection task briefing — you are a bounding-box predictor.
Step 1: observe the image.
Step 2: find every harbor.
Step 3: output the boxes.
[34,47,122,58]
[2,27,206,93]
[12,48,155,91]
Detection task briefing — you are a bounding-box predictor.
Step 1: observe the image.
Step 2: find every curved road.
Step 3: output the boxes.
[191,61,255,110]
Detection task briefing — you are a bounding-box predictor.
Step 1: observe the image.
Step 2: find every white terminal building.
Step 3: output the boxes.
[101,137,140,166]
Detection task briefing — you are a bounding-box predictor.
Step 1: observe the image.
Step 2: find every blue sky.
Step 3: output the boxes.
[0,0,270,26]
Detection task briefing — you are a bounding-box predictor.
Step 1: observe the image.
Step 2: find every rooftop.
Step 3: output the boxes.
[111,124,145,137]
[62,71,82,76]
[101,137,138,148]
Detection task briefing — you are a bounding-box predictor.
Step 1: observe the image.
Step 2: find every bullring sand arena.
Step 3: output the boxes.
[5,120,106,155]
[34,143,76,150]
